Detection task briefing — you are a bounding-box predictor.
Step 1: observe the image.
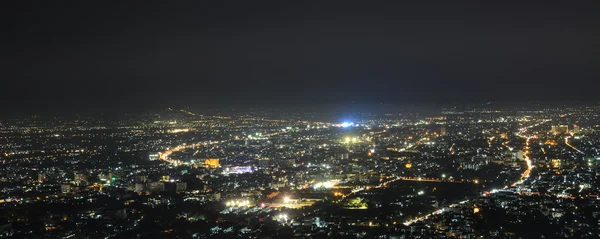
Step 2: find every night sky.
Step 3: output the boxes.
[9,2,600,113]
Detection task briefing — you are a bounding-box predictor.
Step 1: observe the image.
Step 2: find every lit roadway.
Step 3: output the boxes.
[512,136,533,187]
[342,176,464,200]
[158,110,331,165]
[403,119,551,226]
[159,141,223,166]
[158,130,304,165]
[564,136,585,154]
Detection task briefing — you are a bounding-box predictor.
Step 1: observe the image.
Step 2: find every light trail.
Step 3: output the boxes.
[564,136,585,154]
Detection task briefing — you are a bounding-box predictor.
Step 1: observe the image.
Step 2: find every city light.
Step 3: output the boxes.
[278,213,288,221]
[340,122,354,128]
[226,199,250,207]
[313,180,338,190]
[6,2,600,237]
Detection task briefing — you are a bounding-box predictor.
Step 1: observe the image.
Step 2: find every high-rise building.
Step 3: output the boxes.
[440,126,447,136]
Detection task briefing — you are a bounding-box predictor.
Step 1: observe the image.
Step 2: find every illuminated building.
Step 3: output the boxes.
[98,172,113,182]
[339,152,349,160]
[572,124,580,134]
[205,158,220,168]
[176,182,187,193]
[513,150,526,161]
[61,184,72,194]
[149,153,160,161]
[135,183,145,193]
[135,175,147,182]
[74,172,87,186]
[224,166,253,174]
[37,173,47,183]
[551,125,569,134]
[149,182,165,192]
[551,159,562,169]
[257,158,272,167]
[440,126,447,136]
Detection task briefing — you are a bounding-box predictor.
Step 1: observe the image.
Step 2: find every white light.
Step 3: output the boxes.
[417,191,424,195]
[313,183,322,190]
[284,197,290,203]
[341,122,353,128]
[323,181,334,188]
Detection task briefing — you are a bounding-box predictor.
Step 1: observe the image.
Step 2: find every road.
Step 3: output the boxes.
[564,136,585,154]
[404,119,551,226]
[157,109,326,165]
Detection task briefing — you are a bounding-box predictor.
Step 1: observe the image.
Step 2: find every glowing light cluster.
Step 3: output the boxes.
[344,136,359,144]
[169,128,190,133]
[278,213,288,221]
[204,158,220,168]
[226,199,250,207]
[340,122,354,128]
[313,180,337,190]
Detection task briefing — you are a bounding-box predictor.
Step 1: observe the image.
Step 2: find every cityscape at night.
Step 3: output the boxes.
[6,1,600,239]
[1,103,599,238]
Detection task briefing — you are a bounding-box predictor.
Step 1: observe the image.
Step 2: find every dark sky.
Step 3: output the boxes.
[9,1,600,113]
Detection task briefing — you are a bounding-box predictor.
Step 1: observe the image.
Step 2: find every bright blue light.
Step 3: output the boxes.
[341,122,353,128]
